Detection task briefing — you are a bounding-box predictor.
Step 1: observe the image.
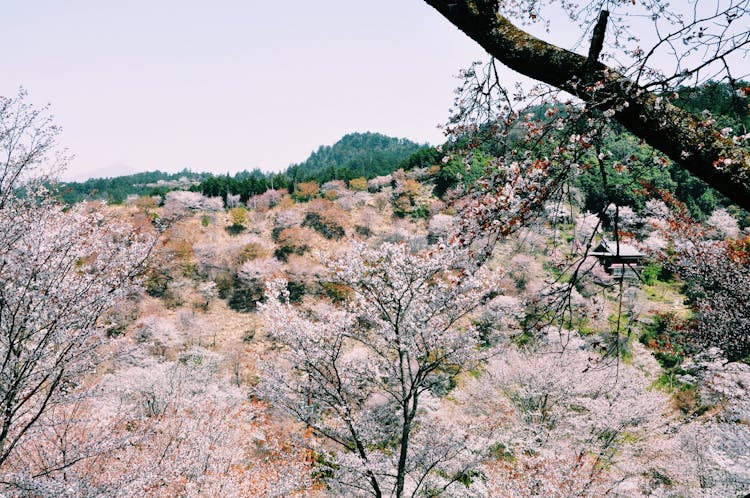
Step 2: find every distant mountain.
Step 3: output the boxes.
[286,132,428,181]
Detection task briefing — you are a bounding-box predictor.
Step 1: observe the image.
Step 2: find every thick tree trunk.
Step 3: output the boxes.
[424,0,750,212]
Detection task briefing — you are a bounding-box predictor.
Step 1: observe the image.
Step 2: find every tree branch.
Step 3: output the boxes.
[586,10,609,73]
[424,0,750,211]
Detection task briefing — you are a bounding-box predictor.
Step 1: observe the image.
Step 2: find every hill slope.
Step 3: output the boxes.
[286,132,427,181]
[57,132,432,205]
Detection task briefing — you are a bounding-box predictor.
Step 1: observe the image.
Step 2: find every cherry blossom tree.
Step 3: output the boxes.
[706,207,741,240]
[668,235,750,361]
[458,332,679,496]
[161,190,222,220]
[0,92,153,488]
[3,348,312,497]
[427,213,457,244]
[636,198,750,361]
[259,242,497,497]
[367,175,392,193]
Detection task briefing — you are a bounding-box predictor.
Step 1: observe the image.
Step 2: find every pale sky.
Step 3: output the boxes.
[2,1,494,181]
[5,2,736,181]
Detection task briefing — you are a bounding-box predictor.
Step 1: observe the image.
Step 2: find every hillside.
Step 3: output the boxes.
[9,173,746,495]
[285,132,427,181]
[8,85,750,496]
[56,132,432,206]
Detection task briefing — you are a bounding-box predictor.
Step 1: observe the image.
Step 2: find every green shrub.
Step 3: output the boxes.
[474,319,499,348]
[228,282,264,312]
[274,244,308,262]
[274,227,310,261]
[639,312,693,369]
[145,268,171,298]
[354,225,372,237]
[225,224,245,235]
[641,263,661,285]
[286,280,306,303]
[215,272,235,299]
[488,442,515,462]
[410,204,429,219]
[271,225,284,241]
[303,212,345,240]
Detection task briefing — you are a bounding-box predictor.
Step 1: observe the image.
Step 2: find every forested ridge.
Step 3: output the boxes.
[58,132,429,205]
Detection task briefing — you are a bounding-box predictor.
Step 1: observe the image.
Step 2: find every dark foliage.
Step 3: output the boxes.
[57,169,208,204]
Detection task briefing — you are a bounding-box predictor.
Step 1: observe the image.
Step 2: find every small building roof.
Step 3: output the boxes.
[590,239,643,258]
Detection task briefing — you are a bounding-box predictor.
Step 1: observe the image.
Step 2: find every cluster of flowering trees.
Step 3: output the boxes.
[6,1,750,490]
[260,242,497,497]
[419,0,750,372]
[675,237,750,361]
[0,93,153,490]
[650,204,750,362]
[0,91,319,492]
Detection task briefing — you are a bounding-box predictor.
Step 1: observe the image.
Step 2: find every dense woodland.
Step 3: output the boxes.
[4,1,750,496]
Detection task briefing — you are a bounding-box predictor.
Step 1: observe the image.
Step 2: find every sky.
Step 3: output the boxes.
[2,1,494,181]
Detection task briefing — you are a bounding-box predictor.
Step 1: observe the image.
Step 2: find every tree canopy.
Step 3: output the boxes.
[424,0,750,211]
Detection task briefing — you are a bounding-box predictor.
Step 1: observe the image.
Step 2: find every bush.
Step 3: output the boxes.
[393,195,412,218]
[349,177,368,191]
[672,385,706,415]
[274,227,310,261]
[303,212,345,240]
[286,280,306,303]
[229,206,248,227]
[487,442,515,463]
[355,225,372,237]
[215,272,235,299]
[145,268,172,298]
[226,224,245,235]
[321,281,354,303]
[243,329,256,342]
[274,245,299,262]
[293,181,320,201]
[238,241,270,263]
[641,263,661,285]
[302,201,347,240]
[271,226,285,241]
[639,312,693,368]
[228,282,264,312]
